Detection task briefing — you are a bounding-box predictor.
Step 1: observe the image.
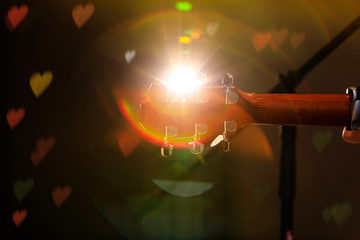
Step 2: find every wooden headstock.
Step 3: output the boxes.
[140,74,351,156]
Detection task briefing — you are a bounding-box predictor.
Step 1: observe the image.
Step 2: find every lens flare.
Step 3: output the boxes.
[164,67,204,94]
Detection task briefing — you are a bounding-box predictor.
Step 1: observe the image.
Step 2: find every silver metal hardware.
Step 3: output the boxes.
[222,120,231,152]
[346,86,360,130]
[161,143,173,157]
[197,123,208,135]
[227,91,239,104]
[226,120,237,133]
[161,126,174,157]
[189,123,205,155]
[222,139,231,152]
[222,73,235,104]
[189,141,204,155]
[210,135,224,147]
[168,125,178,138]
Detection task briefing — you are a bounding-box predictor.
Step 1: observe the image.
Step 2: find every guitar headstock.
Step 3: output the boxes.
[140,72,255,157]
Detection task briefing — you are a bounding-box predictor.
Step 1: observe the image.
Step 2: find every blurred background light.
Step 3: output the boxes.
[179,36,191,44]
[175,1,193,12]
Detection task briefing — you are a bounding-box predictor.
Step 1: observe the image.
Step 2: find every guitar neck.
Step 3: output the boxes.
[140,85,353,144]
[240,91,352,127]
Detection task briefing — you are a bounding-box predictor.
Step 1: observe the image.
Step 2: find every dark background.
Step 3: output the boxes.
[1,0,360,239]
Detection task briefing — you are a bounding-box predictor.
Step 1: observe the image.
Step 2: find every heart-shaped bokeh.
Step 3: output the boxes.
[125,49,136,63]
[12,209,27,227]
[6,107,25,130]
[31,136,55,166]
[52,185,71,208]
[252,31,272,52]
[312,130,333,153]
[331,202,352,226]
[269,28,288,51]
[13,178,34,202]
[29,71,53,98]
[5,4,28,31]
[72,2,95,29]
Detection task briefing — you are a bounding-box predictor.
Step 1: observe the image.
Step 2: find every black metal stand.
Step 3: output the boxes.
[272,15,360,240]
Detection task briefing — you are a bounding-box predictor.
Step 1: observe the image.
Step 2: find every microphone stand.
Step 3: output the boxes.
[270,15,360,240]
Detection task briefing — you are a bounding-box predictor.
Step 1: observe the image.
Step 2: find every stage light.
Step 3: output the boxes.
[163,67,206,94]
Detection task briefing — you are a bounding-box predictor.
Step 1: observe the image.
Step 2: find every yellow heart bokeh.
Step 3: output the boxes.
[30,71,53,98]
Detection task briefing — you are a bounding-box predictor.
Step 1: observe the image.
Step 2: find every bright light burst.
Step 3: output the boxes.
[164,67,204,94]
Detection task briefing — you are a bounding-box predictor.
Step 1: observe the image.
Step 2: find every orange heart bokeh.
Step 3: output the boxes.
[252,31,272,52]
[30,137,55,166]
[52,185,71,208]
[5,5,28,31]
[6,107,25,130]
[12,209,27,227]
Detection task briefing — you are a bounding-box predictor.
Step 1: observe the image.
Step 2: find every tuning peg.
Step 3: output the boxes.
[221,73,238,104]
[222,73,234,86]
[222,139,231,152]
[189,123,207,155]
[210,135,224,147]
[160,125,178,157]
[161,143,173,157]
[346,86,360,130]
[189,141,204,154]
[222,128,231,152]
[221,120,237,152]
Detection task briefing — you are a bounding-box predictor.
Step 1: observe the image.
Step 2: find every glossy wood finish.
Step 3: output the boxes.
[140,84,352,144]
[239,90,352,126]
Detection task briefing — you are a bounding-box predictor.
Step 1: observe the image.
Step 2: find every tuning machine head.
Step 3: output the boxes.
[222,140,231,152]
[160,125,178,157]
[221,73,239,104]
[161,143,173,157]
[346,86,360,130]
[188,123,207,155]
[222,120,236,152]
[222,73,234,86]
[189,141,204,154]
